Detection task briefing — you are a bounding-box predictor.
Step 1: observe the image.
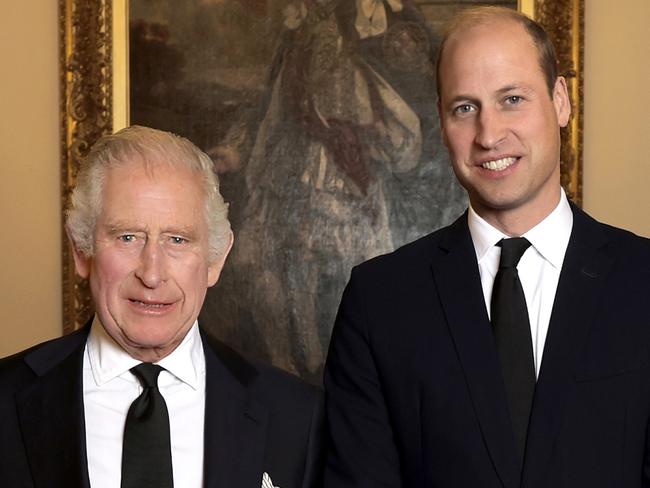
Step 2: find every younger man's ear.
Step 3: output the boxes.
[66,225,91,279]
[553,76,571,128]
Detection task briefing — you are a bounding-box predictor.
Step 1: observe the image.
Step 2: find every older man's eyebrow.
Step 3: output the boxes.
[103,221,144,235]
[103,222,199,238]
[161,226,199,239]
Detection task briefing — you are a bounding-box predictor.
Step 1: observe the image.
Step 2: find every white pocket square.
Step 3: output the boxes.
[262,472,279,488]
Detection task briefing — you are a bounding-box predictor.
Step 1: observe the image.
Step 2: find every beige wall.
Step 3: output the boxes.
[0,2,648,357]
[0,2,61,356]
[583,0,650,237]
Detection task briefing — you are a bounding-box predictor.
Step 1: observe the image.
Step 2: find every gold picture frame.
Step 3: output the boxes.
[60,0,584,335]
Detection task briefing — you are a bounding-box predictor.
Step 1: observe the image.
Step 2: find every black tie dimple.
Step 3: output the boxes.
[491,237,535,462]
[122,363,173,488]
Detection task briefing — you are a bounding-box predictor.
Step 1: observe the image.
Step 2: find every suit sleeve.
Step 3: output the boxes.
[302,388,325,488]
[323,270,402,487]
[642,406,650,488]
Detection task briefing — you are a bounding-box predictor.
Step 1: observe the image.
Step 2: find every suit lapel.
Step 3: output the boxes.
[522,206,613,487]
[16,328,91,488]
[202,332,268,488]
[431,214,521,488]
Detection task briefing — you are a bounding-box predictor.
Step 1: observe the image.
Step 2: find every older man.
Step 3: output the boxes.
[324,6,650,487]
[0,126,323,488]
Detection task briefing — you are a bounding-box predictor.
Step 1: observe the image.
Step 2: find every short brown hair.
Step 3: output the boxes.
[436,6,558,98]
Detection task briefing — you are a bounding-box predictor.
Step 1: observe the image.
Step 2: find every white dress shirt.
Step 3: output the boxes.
[83,317,206,488]
[467,190,573,377]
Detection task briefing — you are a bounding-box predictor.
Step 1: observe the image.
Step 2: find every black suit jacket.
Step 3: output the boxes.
[0,326,323,488]
[324,205,650,487]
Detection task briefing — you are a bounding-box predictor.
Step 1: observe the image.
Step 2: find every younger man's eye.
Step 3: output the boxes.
[454,104,475,114]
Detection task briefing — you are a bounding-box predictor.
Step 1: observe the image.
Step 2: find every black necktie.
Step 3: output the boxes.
[122,363,173,488]
[491,237,535,461]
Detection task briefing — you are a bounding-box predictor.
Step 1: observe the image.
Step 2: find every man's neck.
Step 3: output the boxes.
[472,188,563,237]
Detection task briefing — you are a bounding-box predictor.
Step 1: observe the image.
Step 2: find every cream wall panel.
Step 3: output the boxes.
[0,2,61,356]
[583,0,650,237]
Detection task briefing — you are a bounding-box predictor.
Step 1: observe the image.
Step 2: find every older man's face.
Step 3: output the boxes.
[73,161,229,361]
[438,20,570,230]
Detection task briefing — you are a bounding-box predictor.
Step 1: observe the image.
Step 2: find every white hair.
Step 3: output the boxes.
[66,125,231,261]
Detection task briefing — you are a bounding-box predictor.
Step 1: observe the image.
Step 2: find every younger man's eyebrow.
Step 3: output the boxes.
[495,84,534,95]
[444,94,480,109]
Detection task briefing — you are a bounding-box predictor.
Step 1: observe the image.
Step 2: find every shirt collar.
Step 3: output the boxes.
[467,206,505,263]
[87,316,205,390]
[523,189,573,269]
[468,189,573,268]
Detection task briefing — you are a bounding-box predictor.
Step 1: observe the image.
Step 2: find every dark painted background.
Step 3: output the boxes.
[130,0,516,383]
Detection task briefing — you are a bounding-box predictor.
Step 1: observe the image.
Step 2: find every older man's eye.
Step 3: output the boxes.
[170,236,187,245]
[119,234,136,243]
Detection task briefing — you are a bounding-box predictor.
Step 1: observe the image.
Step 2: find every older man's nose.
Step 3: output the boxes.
[135,240,167,288]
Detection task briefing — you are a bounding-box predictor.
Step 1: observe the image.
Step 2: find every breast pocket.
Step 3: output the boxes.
[574,358,648,383]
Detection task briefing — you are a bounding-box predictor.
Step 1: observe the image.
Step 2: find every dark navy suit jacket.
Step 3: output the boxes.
[0,327,323,488]
[324,205,650,487]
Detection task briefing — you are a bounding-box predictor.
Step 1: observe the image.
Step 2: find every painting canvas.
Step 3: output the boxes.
[126,0,523,383]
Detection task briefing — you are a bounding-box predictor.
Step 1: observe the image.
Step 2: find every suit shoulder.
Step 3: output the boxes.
[605,225,650,249]
[0,335,64,379]
[0,347,34,388]
[575,206,649,247]
[573,209,650,279]
[352,224,452,278]
[251,360,323,408]
[202,330,322,407]
[0,329,87,389]
[594,219,650,262]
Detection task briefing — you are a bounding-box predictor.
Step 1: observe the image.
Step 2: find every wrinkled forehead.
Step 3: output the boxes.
[102,153,205,190]
[99,157,207,208]
[96,163,210,235]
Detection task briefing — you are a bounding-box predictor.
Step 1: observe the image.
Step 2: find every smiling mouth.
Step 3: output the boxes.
[129,299,172,309]
[481,157,518,171]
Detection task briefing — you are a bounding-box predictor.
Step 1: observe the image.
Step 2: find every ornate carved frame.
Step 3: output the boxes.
[59,0,584,333]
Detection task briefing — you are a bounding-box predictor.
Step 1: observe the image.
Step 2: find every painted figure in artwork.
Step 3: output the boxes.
[129,0,467,381]
[207,0,459,381]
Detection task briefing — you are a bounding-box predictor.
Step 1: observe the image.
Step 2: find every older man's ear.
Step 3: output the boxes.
[66,224,92,280]
[207,230,234,287]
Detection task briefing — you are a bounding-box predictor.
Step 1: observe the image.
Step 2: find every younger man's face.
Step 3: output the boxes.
[438,19,570,228]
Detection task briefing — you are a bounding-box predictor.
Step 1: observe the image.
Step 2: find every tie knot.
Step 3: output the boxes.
[498,237,531,269]
[131,363,163,388]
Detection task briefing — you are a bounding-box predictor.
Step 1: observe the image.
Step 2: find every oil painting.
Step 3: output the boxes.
[60,0,583,384]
